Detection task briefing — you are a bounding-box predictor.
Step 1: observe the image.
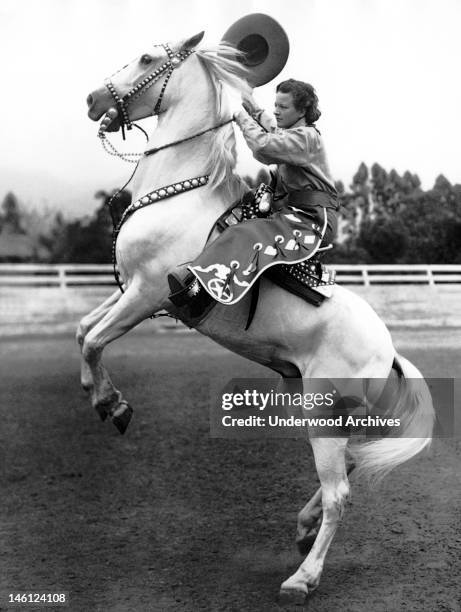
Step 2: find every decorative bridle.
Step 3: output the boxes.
[104,43,193,139]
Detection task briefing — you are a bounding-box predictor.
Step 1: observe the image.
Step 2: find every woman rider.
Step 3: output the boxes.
[168,78,339,320]
[239,78,338,240]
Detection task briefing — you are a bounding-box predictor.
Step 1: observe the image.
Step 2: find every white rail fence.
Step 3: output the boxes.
[1,264,461,288]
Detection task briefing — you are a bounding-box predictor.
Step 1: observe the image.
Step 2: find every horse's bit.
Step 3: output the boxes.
[104,43,193,139]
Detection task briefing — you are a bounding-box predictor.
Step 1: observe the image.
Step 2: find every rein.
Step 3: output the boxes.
[98,118,233,162]
[144,119,233,157]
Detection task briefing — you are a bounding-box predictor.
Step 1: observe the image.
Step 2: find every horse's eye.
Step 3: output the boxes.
[140,54,153,65]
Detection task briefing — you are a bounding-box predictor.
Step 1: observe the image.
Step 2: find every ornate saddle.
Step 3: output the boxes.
[168,184,336,326]
[215,184,335,304]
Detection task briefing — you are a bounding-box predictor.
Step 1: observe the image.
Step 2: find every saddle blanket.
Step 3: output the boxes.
[188,185,331,304]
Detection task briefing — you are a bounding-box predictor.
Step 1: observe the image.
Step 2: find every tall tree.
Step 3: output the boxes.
[0,192,25,234]
[47,190,131,263]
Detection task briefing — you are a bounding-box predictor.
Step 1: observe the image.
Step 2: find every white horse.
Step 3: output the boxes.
[82,32,434,603]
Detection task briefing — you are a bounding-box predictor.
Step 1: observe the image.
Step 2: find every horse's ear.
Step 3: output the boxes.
[180,31,205,51]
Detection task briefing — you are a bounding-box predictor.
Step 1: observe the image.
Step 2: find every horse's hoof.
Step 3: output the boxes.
[94,403,108,422]
[277,588,307,607]
[112,402,133,435]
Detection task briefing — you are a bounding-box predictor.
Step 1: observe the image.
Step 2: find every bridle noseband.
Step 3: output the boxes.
[104,43,193,139]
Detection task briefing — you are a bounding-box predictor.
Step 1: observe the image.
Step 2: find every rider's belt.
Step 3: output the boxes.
[288,190,339,211]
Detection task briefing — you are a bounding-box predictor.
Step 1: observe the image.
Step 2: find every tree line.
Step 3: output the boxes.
[329,163,461,264]
[1,162,460,264]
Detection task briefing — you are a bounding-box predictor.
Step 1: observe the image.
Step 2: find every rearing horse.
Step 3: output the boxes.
[82,32,434,603]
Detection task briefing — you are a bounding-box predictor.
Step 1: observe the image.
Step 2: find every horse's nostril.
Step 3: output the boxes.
[86,94,93,107]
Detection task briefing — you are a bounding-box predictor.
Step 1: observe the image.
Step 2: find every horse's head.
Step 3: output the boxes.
[86,32,205,133]
[88,33,251,198]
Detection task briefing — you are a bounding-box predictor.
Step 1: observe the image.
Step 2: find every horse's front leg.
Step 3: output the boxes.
[80,283,167,433]
[77,289,122,347]
[279,437,350,605]
[77,289,122,392]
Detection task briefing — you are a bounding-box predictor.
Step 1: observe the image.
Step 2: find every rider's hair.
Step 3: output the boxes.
[276,79,321,125]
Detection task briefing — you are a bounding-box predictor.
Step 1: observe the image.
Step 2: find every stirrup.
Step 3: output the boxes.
[167,271,199,307]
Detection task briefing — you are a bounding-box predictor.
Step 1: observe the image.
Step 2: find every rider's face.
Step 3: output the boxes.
[274,92,305,129]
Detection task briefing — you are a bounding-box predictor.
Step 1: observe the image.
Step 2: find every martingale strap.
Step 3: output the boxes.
[111,175,209,292]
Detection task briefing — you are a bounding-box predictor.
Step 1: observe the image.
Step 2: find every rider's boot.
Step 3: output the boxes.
[167,270,216,325]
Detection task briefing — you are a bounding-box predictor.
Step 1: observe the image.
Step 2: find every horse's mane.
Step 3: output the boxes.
[195,44,252,198]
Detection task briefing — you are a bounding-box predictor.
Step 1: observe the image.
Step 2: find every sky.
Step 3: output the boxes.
[1,0,461,217]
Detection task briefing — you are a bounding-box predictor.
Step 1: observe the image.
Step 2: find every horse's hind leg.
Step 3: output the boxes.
[296,486,323,555]
[279,437,350,604]
[81,283,165,433]
[296,462,355,555]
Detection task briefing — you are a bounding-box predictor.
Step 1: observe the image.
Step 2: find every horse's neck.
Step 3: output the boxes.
[131,116,208,201]
[131,71,239,208]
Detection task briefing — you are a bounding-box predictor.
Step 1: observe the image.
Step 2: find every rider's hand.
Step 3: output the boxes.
[242,90,261,115]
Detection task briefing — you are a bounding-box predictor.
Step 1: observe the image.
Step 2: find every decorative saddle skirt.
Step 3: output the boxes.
[188,186,336,305]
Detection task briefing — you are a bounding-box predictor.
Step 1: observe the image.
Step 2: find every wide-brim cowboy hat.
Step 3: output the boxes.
[221,13,289,87]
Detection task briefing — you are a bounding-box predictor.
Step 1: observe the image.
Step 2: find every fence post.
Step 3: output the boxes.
[427,268,434,286]
[362,268,370,287]
[58,266,66,291]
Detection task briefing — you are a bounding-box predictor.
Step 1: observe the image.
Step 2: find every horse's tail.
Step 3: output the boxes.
[348,354,435,483]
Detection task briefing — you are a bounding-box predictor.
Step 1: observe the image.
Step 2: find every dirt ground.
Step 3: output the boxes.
[0,330,460,612]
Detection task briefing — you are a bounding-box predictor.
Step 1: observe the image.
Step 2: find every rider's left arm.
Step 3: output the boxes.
[234,109,315,166]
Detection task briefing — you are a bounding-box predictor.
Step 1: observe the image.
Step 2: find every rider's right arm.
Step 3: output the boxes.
[251,109,277,132]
